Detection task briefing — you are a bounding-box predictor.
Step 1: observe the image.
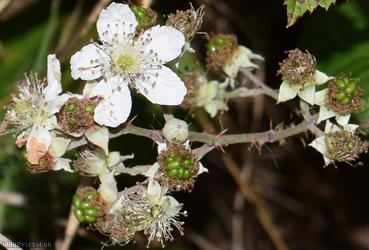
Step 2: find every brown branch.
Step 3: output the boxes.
[222,154,288,250]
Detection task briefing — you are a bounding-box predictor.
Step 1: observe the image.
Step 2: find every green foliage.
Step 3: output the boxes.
[285,0,336,27]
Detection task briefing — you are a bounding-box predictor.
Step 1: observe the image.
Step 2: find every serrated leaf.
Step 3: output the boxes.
[285,0,336,27]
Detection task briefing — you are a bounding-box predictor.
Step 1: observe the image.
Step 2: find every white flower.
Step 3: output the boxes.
[309,120,359,166]
[6,55,66,164]
[278,70,332,105]
[195,79,228,117]
[314,88,350,126]
[115,180,186,247]
[70,2,187,128]
[223,45,263,81]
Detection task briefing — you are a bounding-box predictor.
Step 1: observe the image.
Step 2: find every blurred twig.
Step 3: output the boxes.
[57,0,112,61]
[222,154,288,250]
[187,230,222,250]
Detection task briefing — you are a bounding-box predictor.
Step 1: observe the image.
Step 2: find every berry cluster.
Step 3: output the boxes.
[165,154,194,180]
[334,78,358,104]
[72,191,103,223]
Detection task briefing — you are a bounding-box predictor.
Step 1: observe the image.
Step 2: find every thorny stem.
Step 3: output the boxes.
[68,117,317,151]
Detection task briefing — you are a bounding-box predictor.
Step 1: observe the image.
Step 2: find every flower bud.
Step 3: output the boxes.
[162,118,189,143]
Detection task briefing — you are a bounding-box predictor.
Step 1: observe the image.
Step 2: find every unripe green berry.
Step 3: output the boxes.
[68,117,76,125]
[183,170,190,179]
[79,200,91,209]
[336,92,347,102]
[340,97,351,104]
[85,104,95,114]
[336,79,346,89]
[168,168,178,177]
[74,209,85,222]
[182,159,193,168]
[72,195,81,208]
[212,36,225,46]
[84,208,99,217]
[167,160,181,170]
[177,168,184,179]
[344,81,357,95]
[85,191,97,201]
[95,204,103,211]
[84,215,97,223]
[66,103,76,113]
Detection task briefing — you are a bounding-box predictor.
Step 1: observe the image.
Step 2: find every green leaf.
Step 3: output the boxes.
[285,0,337,27]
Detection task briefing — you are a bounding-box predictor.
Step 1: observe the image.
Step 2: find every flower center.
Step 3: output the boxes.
[115,53,137,73]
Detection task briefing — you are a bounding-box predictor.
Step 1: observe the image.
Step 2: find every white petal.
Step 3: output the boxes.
[107,151,121,167]
[144,162,160,178]
[298,85,316,105]
[223,46,261,78]
[315,70,332,85]
[70,43,108,80]
[98,169,118,204]
[309,136,327,155]
[198,163,208,175]
[91,76,132,127]
[137,66,187,105]
[139,25,185,62]
[48,93,75,115]
[345,123,359,133]
[324,120,340,133]
[26,126,52,164]
[336,114,350,126]
[49,136,71,158]
[314,89,328,106]
[323,156,332,166]
[83,82,98,97]
[85,126,109,155]
[157,143,167,153]
[317,105,336,124]
[278,81,298,103]
[43,116,58,130]
[97,2,137,44]
[43,54,62,101]
[52,158,72,172]
[147,179,162,200]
